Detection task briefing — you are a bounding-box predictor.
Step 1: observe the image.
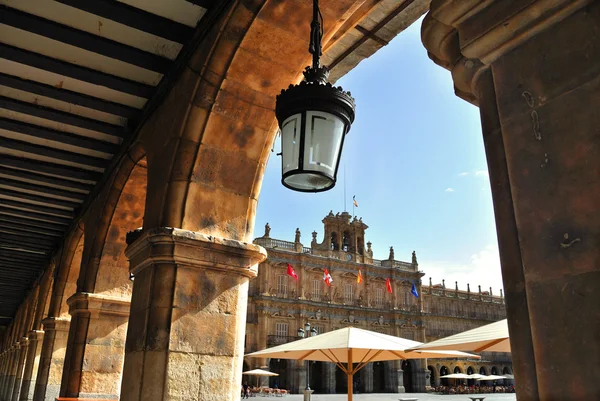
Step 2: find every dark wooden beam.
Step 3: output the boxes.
[55,0,194,44]
[1,43,155,98]
[0,256,47,267]
[0,228,59,244]
[0,235,53,252]
[0,176,86,202]
[0,73,139,119]
[0,250,48,262]
[0,206,71,226]
[0,198,73,219]
[0,165,93,193]
[0,117,118,155]
[0,213,68,232]
[329,0,416,70]
[0,220,63,237]
[1,6,171,74]
[354,25,389,46]
[0,188,79,210]
[0,96,125,139]
[0,154,102,183]
[0,137,108,169]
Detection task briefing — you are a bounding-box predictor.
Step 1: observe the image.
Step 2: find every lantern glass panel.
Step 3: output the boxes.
[304,111,345,179]
[281,114,302,175]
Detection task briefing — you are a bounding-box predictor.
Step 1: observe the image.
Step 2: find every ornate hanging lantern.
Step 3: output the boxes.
[276,0,356,192]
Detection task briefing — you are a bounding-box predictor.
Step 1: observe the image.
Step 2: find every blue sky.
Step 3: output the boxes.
[255,17,504,293]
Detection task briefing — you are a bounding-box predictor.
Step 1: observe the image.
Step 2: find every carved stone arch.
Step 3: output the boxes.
[60,146,147,399]
[47,226,84,319]
[77,144,146,294]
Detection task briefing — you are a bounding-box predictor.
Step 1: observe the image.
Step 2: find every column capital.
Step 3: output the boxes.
[66,292,131,318]
[422,0,593,102]
[40,316,70,332]
[125,227,267,278]
[27,329,44,340]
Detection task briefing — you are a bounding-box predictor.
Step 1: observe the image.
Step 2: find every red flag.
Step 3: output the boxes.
[287,264,298,281]
[323,269,333,287]
[357,270,363,284]
[386,278,393,293]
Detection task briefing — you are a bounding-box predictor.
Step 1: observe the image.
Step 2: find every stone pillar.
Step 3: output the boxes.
[11,338,28,401]
[384,361,399,393]
[33,318,70,401]
[4,346,20,401]
[1,348,15,399]
[59,293,130,399]
[0,350,10,396]
[422,1,600,399]
[360,363,373,393]
[119,228,265,401]
[19,331,43,401]
[323,363,336,394]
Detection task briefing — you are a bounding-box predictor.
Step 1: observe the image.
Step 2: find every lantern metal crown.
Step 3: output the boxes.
[275,0,356,192]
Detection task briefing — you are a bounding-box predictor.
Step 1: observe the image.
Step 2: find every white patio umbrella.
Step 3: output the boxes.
[476,374,507,381]
[242,369,279,388]
[440,373,470,379]
[407,319,510,353]
[467,373,485,379]
[246,327,478,401]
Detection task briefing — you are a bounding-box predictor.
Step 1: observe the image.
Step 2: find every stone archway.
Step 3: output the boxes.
[59,154,147,400]
[401,360,414,393]
[33,228,83,401]
[440,366,449,386]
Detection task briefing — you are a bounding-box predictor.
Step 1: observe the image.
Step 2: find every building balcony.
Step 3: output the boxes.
[267,335,300,346]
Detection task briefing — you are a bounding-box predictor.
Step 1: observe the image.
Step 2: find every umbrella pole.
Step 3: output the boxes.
[348,348,353,401]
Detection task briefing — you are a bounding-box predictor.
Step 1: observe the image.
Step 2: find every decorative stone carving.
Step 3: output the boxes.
[389,246,394,260]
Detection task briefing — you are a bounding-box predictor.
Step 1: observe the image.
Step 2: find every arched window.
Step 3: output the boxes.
[342,231,350,251]
[330,232,339,250]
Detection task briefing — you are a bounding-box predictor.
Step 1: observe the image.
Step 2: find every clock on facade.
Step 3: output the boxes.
[346,254,352,261]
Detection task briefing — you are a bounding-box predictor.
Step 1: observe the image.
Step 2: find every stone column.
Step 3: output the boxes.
[0,350,9,396]
[3,350,13,397]
[295,362,306,394]
[323,362,336,394]
[422,1,600,399]
[33,318,70,401]
[119,228,265,401]
[59,293,130,399]
[359,363,373,393]
[4,345,20,401]
[11,338,28,401]
[19,331,43,401]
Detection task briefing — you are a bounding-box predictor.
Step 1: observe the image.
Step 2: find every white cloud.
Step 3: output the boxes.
[458,172,469,177]
[420,244,504,293]
[445,188,455,192]
[475,170,489,178]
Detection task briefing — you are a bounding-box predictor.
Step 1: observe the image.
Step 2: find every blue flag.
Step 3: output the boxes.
[411,283,419,298]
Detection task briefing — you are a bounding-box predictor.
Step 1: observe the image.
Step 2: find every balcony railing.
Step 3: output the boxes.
[254,237,296,250]
[267,335,299,346]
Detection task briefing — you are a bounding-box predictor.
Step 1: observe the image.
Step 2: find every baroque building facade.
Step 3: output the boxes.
[245,212,511,394]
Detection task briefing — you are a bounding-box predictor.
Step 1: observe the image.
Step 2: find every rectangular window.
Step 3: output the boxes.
[375,288,384,307]
[312,279,321,300]
[312,325,324,335]
[277,275,287,296]
[275,322,288,338]
[344,283,354,303]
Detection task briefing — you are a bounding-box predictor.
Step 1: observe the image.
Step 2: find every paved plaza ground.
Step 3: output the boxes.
[279,393,516,401]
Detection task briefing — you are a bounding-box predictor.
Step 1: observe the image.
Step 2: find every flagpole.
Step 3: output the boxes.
[344,164,347,212]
